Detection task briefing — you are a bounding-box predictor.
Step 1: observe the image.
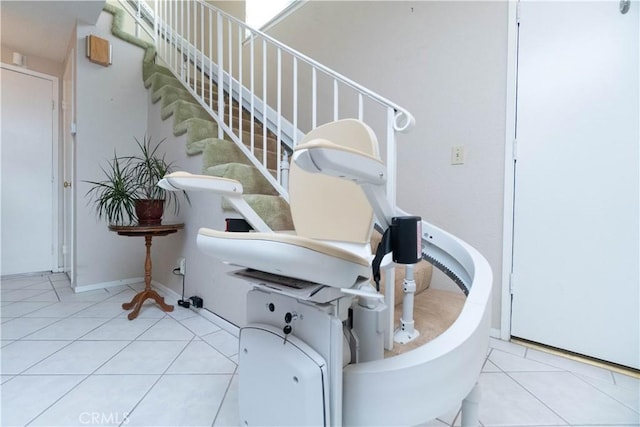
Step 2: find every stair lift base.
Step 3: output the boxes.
[241,287,349,426]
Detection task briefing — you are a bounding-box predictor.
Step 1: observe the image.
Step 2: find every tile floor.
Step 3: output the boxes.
[1,273,638,427]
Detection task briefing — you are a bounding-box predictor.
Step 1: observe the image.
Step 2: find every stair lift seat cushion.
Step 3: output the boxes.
[289,119,379,244]
[195,119,382,288]
[197,228,370,288]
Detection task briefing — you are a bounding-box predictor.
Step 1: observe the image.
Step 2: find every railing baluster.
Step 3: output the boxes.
[228,20,233,130]
[161,0,165,61]
[386,107,396,207]
[277,48,282,185]
[180,0,184,81]
[208,7,213,110]
[293,57,298,146]
[262,39,268,169]
[153,0,157,43]
[193,2,198,93]
[312,67,317,129]
[186,0,191,87]
[333,79,339,121]
[135,0,140,38]
[238,26,243,142]
[217,11,223,139]
[250,35,255,154]
[172,0,176,73]
[200,2,204,98]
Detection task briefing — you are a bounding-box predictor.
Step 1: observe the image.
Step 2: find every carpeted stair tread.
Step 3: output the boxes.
[204,163,279,196]
[161,99,214,124]
[152,84,198,109]
[220,194,293,231]
[143,62,175,82]
[201,136,279,174]
[385,288,466,358]
[144,72,183,92]
[202,138,252,168]
[172,118,221,155]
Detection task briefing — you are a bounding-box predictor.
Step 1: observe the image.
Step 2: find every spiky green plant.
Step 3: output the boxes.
[85,136,188,225]
[84,151,138,225]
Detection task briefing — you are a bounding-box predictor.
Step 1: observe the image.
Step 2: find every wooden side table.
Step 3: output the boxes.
[109,223,184,320]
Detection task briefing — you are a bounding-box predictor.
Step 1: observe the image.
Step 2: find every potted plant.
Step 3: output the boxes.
[85,136,187,225]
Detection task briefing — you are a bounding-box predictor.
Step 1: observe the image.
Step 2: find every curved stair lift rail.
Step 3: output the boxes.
[159,119,493,426]
[342,222,492,426]
[292,122,493,426]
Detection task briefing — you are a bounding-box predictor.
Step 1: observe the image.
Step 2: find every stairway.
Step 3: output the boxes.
[143,67,295,231]
[104,3,464,353]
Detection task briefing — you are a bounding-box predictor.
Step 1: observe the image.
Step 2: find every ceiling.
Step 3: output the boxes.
[1,1,105,63]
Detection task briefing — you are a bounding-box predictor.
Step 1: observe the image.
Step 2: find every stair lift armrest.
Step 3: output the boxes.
[293,139,387,185]
[293,141,397,226]
[158,172,272,232]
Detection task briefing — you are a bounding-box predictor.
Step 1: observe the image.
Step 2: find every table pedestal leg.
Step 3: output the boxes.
[122,235,174,320]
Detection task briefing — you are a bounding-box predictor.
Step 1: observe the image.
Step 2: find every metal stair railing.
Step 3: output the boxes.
[125,0,414,204]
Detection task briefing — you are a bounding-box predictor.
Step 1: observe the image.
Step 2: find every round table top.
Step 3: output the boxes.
[108,223,184,237]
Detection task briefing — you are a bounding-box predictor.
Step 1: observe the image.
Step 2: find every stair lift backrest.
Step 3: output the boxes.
[289,119,380,245]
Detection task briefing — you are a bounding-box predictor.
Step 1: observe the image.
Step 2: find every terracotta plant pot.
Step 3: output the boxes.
[135,199,165,225]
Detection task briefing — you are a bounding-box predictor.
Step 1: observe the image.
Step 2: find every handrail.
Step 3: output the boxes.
[127,0,415,200]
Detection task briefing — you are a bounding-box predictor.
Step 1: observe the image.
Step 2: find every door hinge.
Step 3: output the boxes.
[516,1,522,24]
[509,272,516,294]
[512,138,518,160]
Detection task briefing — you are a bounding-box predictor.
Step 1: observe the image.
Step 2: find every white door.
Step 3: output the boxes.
[511,1,639,369]
[1,66,56,275]
[62,53,76,282]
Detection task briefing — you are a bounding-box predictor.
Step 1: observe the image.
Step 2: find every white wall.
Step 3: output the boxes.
[74,10,151,288]
[146,98,251,326]
[265,1,509,329]
[0,45,63,77]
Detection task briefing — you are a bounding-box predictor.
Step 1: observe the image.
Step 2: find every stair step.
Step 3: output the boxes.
[152,85,195,109]
[143,63,175,82]
[145,72,182,93]
[204,163,279,196]
[161,99,213,125]
[203,139,279,171]
[221,194,294,231]
[173,118,220,155]
[202,138,251,168]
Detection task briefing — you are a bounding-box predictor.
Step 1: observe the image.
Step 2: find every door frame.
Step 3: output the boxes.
[62,50,76,283]
[501,0,640,343]
[1,63,60,273]
[500,0,519,340]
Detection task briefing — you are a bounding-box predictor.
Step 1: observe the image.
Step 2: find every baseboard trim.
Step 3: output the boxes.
[511,337,640,378]
[74,277,143,293]
[152,280,240,337]
[490,327,502,339]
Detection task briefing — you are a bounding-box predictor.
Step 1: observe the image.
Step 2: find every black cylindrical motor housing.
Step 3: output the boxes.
[391,216,422,264]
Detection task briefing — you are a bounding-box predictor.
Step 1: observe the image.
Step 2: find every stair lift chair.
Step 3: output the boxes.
[158,119,492,426]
